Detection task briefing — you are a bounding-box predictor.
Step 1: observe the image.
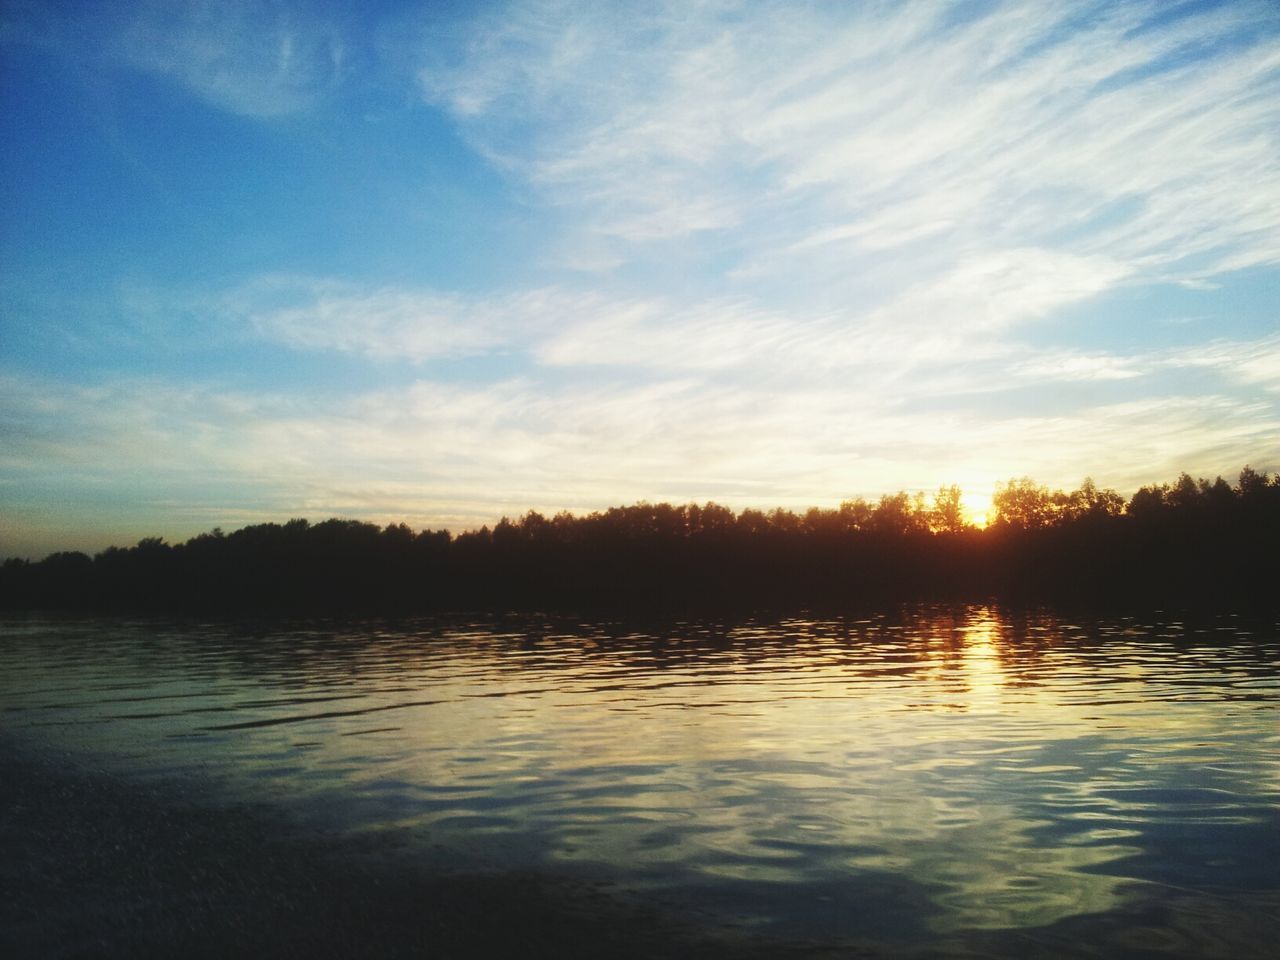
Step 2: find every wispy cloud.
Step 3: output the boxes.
[421,0,1280,288]
[3,0,346,116]
[235,277,517,361]
[5,325,1277,555]
[235,247,1127,378]
[121,1,347,116]
[1161,333,1280,393]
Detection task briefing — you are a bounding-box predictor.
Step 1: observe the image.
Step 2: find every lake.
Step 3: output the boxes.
[2,605,1278,957]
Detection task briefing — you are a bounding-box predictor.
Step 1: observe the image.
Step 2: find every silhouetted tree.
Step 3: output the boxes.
[930,485,965,534]
[2,467,1276,614]
[992,478,1055,529]
[1061,478,1124,522]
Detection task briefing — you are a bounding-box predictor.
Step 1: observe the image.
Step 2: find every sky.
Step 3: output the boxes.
[1,0,1278,558]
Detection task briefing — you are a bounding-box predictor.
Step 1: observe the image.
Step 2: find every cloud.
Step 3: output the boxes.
[3,1,346,116]
[4,321,1277,556]
[861,248,1133,335]
[236,243,1126,378]
[119,1,347,116]
[1011,352,1145,383]
[4,1,1278,556]
[235,277,514,361]
[1162,333,1280,394]
[421,0,1280,287]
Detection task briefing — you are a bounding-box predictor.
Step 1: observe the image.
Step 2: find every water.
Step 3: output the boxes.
[3,606,1278,956]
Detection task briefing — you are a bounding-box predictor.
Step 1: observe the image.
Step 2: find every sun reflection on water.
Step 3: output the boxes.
[960,606,1006,704]
[1,610,1277,953]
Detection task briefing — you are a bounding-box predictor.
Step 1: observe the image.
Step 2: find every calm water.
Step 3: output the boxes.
[3,606,1279,956]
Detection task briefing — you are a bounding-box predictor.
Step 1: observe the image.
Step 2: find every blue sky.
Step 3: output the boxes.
[2,0,1278,557]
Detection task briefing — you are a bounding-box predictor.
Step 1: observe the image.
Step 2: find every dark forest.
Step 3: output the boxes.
[3,468,1277,614]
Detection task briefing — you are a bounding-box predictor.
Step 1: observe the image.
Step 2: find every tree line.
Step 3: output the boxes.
[2,467,1276,614]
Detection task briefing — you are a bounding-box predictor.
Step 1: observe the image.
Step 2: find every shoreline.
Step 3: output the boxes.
[5,709,1277,959]
[0,741,833,960]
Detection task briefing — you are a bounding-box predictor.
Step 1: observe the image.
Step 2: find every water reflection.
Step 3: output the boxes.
[2,606,1278,954]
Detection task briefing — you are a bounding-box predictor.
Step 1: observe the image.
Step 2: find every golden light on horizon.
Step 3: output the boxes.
[961,492,993,529]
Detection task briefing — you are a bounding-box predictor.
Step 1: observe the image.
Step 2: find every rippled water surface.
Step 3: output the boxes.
[3,606,1279,956]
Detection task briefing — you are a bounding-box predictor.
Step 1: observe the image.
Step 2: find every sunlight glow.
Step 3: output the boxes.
[962,492,993,529]
[1,1,1278,557]
[962,608,1006,702]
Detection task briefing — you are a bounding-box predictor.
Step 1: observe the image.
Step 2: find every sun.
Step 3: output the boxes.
[961,492,992,529]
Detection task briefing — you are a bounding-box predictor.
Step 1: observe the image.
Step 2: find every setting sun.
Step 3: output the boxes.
[962,492,993,529]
